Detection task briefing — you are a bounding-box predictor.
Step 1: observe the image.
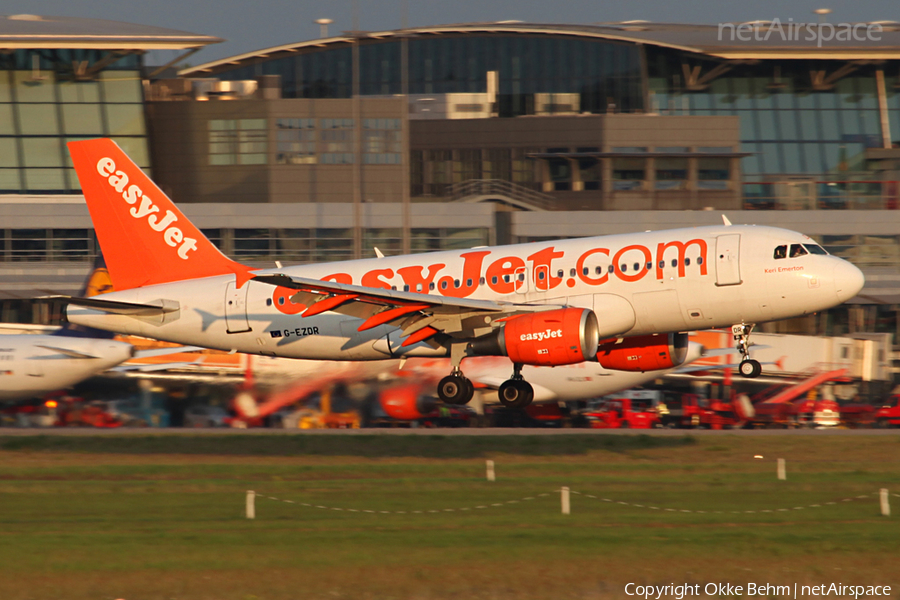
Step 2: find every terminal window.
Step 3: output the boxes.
[209,119,268,165]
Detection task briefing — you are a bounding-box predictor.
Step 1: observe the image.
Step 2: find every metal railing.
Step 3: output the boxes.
[448,179,556,211]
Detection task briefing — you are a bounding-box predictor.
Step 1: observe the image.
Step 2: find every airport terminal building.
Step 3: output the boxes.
[1,15,900,353]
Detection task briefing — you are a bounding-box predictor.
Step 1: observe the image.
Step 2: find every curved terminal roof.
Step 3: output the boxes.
[182,21,900,76]
[0,14,222,50]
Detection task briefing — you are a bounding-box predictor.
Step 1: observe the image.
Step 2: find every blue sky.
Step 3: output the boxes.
[20,0,900,66]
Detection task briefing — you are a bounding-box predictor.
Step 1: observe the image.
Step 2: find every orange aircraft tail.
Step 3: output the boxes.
[68,138,248,291]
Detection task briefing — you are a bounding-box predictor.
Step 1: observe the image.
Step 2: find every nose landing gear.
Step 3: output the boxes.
[733,323,762,378]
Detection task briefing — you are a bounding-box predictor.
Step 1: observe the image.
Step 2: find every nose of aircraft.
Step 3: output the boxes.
[833,259,865,303]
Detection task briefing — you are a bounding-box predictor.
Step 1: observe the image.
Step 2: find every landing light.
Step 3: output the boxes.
[45,400,58,408]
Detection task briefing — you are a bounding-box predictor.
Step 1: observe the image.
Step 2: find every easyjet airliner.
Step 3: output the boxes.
[58,139,864,409]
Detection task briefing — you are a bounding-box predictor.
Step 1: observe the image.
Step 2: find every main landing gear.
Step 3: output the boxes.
[733,323,762,378]
[436,346,534,409]
[437,370,475,405]
[498,363,534,409]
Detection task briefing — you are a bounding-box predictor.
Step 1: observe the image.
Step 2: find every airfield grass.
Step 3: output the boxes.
[0,434,897,600]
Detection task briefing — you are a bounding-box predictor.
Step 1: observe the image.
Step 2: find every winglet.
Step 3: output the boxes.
[68,138,247,291]
[722,214,732,226]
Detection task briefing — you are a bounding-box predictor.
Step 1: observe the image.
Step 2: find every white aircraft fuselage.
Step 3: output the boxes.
[68,224,863,362]
[0,335,134,401]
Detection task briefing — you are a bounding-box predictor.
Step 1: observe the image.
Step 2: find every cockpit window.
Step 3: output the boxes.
[804,244,828,255]
[773,245,787,259]
[789,244,808,258]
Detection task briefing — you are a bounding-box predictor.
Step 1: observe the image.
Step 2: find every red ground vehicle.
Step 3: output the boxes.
[875,395,900,427]
[658,393,750,430]
[583,398,659,429]
[56,399,123,428]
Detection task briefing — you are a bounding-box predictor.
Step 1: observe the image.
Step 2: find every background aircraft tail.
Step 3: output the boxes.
[68,138,247,291]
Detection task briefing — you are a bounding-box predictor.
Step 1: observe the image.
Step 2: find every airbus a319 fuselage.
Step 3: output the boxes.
[62,139,864,408]
[70,225,860,360]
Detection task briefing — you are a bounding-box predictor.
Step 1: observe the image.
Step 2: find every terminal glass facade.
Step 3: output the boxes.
[219,34,644,117]
[0,50,149,194]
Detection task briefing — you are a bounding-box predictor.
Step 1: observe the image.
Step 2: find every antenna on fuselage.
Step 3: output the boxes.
[374,247,385,258]
[722,215,732,226]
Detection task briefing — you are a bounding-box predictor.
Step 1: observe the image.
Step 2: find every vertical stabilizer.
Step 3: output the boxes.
[68,138,247,290]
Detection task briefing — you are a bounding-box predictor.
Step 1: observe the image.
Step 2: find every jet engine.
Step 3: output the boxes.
[378,383,436,420]
[595,333,689,372]
[471,308,599,367]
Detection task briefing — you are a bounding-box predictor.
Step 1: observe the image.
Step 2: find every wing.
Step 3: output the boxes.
[253,273,564,346]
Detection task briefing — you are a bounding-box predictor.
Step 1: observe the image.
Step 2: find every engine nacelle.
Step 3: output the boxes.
[379,383,436,420]
[471,308,599,367]
[596,333,689,372]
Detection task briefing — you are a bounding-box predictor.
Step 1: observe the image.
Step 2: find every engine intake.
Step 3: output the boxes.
[471,308,599,367]
[596,333,689,372]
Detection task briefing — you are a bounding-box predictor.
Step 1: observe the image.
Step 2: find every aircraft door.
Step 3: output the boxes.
[514,265,529,295]
[715,234,742,286]
[225,281,252,334]
[534,265,550,293]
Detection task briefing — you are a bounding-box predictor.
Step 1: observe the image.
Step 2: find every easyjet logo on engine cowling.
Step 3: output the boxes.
[520,329,563,342]
[96,157,198,261]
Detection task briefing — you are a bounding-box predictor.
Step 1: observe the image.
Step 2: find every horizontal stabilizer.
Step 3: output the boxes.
[132,346,203,359]
[40,295,179,317]
[111,358,203,373]
[35,344,100,359]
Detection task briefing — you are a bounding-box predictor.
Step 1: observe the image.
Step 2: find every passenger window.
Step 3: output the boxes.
[466,278,473,287]
[789,244,807,258]
[479,277,485,285]
[429,282,435,290]
[646,262,652,270]
[658,261,665,269]
[491,276,498,285]
[582,267,589,276]
[504,275,510,283]
[671,259,677,268]
[517,273,525,281]
[697,256,703,265]
[595,266,602,275]
[633,262,640,271]
[685,258,691,266]
[538,271,546,280]
[608,265,614,273]
[404,285,410,292]
[557,270,564,278]
[441,280,448,289]
[569,268,576,277]
[620,264,627,272]
[774,245,787,259]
